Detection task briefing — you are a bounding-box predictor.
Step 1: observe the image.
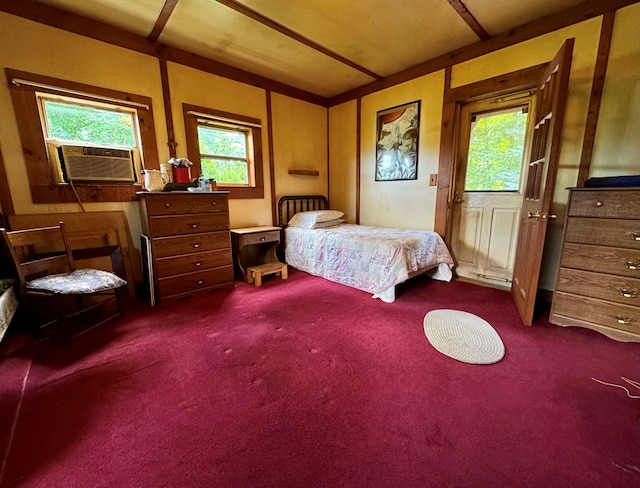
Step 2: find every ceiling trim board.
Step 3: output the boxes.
[148,0,180,42]
[213,0,382,81]
[329,0,640,106]
[0,0,327,107]
[447,0,490,40]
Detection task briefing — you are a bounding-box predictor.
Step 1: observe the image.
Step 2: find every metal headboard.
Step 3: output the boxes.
[277,195,328,227]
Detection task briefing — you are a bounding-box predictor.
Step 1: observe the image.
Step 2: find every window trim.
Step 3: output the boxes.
[183,103,264,199]
[6,68,158,204]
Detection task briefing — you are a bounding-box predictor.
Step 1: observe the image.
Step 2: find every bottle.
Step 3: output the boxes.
[198,174,209,191]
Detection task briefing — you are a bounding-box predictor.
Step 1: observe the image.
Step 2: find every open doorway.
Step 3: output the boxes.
[449,94,534,290]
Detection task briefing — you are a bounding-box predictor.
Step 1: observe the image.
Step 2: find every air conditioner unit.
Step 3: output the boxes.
[47,142,140,184]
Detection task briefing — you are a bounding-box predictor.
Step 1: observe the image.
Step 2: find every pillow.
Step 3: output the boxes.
[288,210,344,228]
[312,218,345,229]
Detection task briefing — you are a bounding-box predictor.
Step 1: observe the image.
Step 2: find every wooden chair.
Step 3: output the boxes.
[0,222,127,341]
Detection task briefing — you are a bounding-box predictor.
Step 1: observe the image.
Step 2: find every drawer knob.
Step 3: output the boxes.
[193,243,200,248]
[625,261,639,270]
[195,262,202,267]
[614,315,631,325]
[618,288,637,299]
[190,223,200,228]
[164,203,171,208]
[197,280,204,285]
[211,202,217,206]
[595,201,603,207]
[630,232,640,241]
[259,236,266,241]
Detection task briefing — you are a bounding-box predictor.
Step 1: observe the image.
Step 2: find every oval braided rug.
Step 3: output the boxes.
[423,309,505,364]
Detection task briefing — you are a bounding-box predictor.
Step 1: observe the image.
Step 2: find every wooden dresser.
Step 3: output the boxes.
[550,187,640,342]
[138,192,234,303]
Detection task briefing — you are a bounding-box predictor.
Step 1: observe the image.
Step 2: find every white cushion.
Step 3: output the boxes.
[27,268,127,294]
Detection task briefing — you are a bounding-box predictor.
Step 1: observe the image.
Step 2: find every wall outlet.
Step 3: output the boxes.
[429,174,438,186]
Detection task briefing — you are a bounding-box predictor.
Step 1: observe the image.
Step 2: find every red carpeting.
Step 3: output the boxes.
[1,270,639,488]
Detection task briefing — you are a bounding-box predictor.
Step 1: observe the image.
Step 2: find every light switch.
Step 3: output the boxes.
[429,174,438,186]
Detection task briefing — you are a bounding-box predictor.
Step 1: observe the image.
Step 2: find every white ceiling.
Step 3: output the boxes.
[31,0,589,98]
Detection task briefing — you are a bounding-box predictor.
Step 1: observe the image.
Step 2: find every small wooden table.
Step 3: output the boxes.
[230,226,287,284]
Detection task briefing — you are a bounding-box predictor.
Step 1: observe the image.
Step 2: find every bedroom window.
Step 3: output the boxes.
[6,68,158,204]
[183,103,264,199]
[197,123,251,185]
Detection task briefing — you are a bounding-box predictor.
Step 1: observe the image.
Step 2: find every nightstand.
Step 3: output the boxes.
[231,226,286,283]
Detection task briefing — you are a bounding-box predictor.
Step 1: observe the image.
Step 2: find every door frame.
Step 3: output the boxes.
[449,96,535,287]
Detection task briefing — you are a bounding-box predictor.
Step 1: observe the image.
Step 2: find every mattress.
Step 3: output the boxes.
[285,224,453,302]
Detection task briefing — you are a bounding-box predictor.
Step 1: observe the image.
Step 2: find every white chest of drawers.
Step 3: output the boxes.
[550,187,640,342]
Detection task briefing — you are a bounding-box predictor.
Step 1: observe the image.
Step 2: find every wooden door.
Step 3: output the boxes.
[511,39,574,325]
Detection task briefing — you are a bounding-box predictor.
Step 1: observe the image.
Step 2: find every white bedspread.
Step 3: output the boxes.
[285,224,454,302]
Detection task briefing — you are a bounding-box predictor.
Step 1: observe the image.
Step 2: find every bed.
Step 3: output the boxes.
[278,195,454,303]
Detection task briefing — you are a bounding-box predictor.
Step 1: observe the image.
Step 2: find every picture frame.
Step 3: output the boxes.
[375,100,421,181]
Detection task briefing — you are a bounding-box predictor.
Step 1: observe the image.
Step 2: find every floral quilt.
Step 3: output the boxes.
[285,224,454,302]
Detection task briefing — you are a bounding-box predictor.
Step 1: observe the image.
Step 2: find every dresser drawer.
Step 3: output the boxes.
[556,268,640,306]
[145,193,229,216]
[157,265,234,298]
[239,230,280,246]
[552,292,640,336]
[152,231,230,258]
[560,243,640,278]
[149,213,229,237]
[568,190,640,219]
[155,248,232,278]
[564,218,640,249]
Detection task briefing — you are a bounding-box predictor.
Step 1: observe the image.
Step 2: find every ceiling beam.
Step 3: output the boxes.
[329,0,640,106]
[447,0,490,40]
[0,0,327,106]
[148,0,180,42]
[213,0,382,81]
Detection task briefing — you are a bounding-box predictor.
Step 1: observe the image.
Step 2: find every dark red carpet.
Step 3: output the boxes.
[1,270,639,488]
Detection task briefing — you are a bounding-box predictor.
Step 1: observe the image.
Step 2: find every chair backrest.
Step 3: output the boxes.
[0,222,75,293]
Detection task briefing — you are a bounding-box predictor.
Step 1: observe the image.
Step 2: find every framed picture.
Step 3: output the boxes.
[375,100,421,181]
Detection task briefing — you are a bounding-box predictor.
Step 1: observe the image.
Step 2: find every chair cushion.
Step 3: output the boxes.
[26,269,127,294]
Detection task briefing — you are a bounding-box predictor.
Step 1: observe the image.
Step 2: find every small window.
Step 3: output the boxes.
[197,123,251,185]
[465,107,528,192]
[183,104,264,199]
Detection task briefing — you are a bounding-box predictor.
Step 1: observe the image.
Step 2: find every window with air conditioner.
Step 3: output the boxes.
[39,95,142,184]
[6,69,157,204]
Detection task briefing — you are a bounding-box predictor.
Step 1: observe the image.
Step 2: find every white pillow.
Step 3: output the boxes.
[288,210,344,228]
[312,218,345,229]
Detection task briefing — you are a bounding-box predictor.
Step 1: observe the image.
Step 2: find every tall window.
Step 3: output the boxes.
[183,104,264,199]
[465,107,529,192]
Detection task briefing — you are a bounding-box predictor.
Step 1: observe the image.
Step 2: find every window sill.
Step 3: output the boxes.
[30,184,142,204]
